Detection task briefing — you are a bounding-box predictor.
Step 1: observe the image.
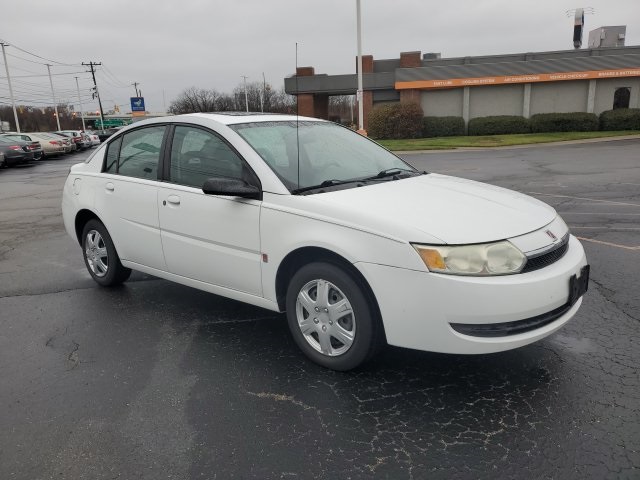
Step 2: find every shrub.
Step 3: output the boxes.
[467,116,530,136]
[599,108,640,131]
[422,116,465,137]
[530,112,599,133]
[367,103,424,139]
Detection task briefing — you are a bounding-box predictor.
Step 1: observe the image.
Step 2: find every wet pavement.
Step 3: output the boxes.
[0,140,638,479]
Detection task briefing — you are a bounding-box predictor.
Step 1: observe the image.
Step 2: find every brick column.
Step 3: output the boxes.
[295,67,316,118]
[399,51,422,105]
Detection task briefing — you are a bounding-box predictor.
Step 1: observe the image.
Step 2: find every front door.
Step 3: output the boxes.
[157,125,262,296]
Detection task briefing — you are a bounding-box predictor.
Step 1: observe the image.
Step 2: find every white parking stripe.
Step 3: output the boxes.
[576,237,640,251]
[529,192,640,207]
[571,226,640,231]
[560,212,640,215]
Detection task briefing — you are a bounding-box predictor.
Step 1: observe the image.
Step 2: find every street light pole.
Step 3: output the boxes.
[46,64,62,131]
[241,75,249,112]
[75,77,86,131]
[356,0,365,134]
[1,42,20,133]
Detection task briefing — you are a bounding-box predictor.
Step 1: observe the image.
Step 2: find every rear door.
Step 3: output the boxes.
[94,125,168,271]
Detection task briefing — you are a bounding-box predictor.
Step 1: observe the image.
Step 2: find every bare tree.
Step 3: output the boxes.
[1,104,82,132]
[168,87,223,114]
[329,95,356,126]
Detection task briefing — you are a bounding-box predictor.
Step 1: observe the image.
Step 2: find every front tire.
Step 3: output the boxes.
[285,262,383,371]
[81,219,131,287]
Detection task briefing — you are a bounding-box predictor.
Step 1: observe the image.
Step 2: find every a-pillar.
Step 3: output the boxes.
[399,51,422,105]
[295,67,329,120]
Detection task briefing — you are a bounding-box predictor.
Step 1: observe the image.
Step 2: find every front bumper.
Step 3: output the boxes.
[356,235,588,354]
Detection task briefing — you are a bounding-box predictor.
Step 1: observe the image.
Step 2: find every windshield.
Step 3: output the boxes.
[230,121,416,192]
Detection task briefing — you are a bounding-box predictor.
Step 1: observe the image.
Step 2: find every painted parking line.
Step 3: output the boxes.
[571,226,640,231]
[528,192,640,207]
[576,237,640,251]
[560,212,640,216]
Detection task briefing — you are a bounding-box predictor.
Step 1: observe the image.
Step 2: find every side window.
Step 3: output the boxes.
[117,126,166,180]
[169,126,244,188]
[104,137,122,173]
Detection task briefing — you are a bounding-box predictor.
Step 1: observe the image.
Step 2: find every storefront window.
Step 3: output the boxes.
[613,87,631,109]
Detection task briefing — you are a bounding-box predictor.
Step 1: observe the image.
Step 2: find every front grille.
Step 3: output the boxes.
[521,234,570,273]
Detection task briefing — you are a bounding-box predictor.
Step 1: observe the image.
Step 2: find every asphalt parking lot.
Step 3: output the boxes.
[1,139,638,479]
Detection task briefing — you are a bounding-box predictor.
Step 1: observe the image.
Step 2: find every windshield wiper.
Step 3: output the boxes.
[366,167,420,180]
[291,178,363,195]
[291,169,424,195]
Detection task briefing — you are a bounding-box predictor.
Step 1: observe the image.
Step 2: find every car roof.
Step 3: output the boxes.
[183,112,325,125]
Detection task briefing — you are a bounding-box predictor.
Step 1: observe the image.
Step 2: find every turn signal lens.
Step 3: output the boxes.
[416,248,446,270]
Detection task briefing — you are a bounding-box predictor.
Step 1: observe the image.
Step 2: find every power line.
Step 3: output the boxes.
[101,64,130,88]
[0,71,87,79]
[0,38,79,66]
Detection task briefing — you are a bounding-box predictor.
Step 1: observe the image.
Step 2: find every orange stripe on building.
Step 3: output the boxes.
[395,68,640,90]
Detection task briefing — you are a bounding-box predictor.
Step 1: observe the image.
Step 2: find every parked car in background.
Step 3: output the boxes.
[0,136,35,166]
[49,133,74,153]
[55,130,90,150]
[83,131,101,147]
[26,133,67,157]
[62,113,589,371]
[1,133,45,160]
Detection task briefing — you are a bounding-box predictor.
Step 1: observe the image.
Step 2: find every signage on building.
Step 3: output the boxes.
[396,68,640,90]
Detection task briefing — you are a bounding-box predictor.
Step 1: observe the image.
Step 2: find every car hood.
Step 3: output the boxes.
[303,173,557,244]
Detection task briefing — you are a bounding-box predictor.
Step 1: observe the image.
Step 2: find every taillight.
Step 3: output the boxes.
[9,146,21,151]
[49,141,59,145]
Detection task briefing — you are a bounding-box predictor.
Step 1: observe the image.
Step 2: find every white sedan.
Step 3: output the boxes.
[61,113,589,370]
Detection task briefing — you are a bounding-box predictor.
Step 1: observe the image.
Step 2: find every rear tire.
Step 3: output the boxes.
[285,262,384,371]
[81,219,131,287]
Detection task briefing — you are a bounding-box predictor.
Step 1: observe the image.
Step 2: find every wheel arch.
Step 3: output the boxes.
[74,209,104,245]
[275,246,386,340]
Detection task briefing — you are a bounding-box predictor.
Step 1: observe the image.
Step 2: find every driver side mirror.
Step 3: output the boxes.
[202,177,262,200]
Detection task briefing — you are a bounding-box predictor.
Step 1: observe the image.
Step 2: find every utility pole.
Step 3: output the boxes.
[1,42,20,133]
[46,64,62,131]
[83,62,105,131]
[132,82,140,97]
[75,77,86,131]
[241,75,249,112]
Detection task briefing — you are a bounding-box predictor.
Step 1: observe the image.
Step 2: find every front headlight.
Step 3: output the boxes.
[412,241,526,276]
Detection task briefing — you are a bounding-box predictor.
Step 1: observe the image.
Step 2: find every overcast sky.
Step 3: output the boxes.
[1,0,638,115]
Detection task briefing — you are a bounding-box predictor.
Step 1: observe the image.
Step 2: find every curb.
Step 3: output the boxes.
[393,134,640,154]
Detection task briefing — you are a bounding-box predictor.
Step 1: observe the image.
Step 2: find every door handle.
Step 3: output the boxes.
[166,195,181,205]
[105,182,115,192]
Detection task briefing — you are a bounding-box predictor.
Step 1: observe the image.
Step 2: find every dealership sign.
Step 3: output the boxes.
[396,68,640,90]
[130,97,146,116]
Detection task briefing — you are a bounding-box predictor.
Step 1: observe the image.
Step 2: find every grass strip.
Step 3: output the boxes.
[377,131,639,151]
